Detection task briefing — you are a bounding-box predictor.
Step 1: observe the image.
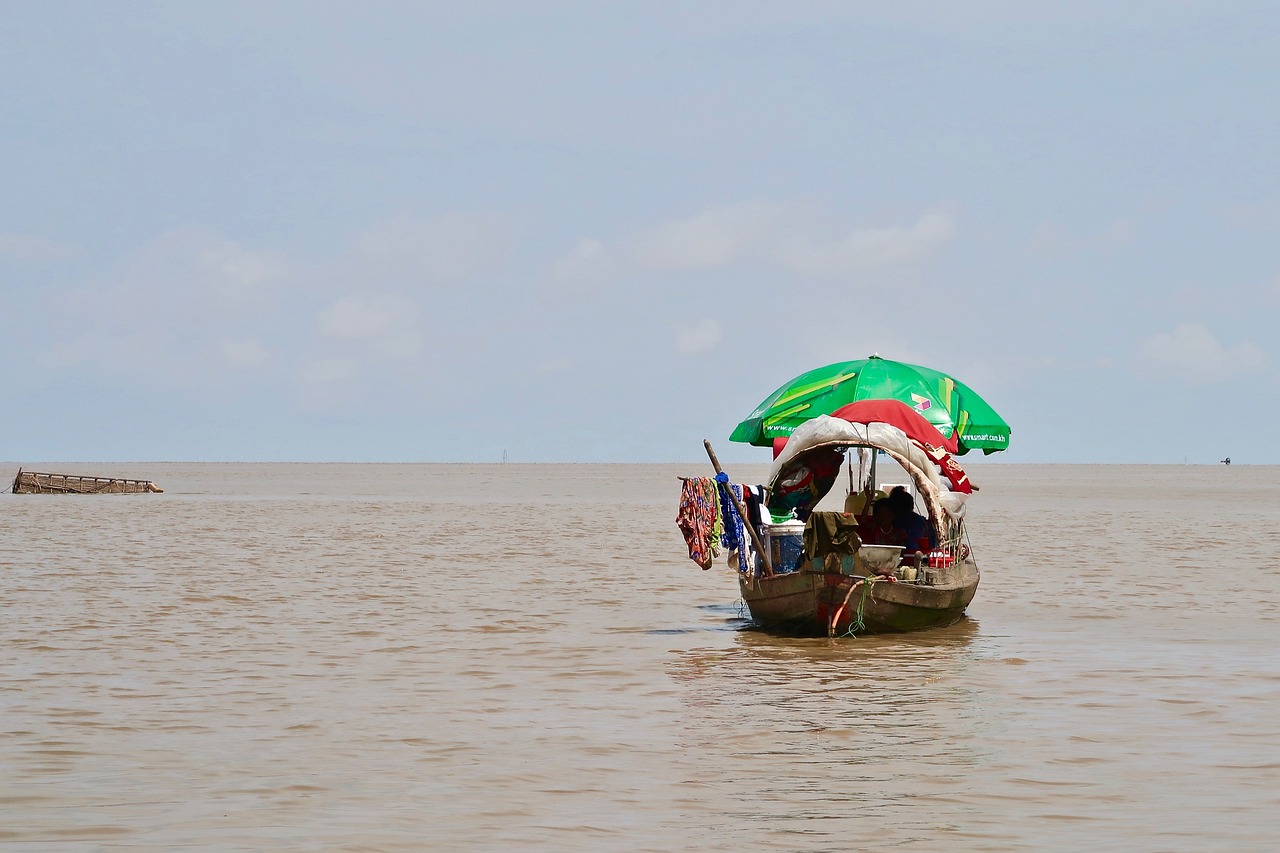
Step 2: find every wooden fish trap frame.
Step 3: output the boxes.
[10,468,164,494]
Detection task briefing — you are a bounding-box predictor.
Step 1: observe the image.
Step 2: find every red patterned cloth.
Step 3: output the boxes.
[920,443,973,494]
[677,478,720,569]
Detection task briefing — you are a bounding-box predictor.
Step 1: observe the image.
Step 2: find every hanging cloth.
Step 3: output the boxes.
[716,473,757,575]
[918,443,974,494]
[742,484,767,531]
[803,512,863,561]
[676,477,720,569]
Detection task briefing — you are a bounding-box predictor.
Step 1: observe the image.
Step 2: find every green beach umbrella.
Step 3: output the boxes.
[729,355,1011,455]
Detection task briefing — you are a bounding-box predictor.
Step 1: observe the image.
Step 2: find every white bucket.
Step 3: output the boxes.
[763,521,806,574]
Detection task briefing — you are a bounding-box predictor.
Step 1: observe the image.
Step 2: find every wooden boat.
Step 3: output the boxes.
[10,468,163,494]
[689,412,980,637]
[739,555,978,636]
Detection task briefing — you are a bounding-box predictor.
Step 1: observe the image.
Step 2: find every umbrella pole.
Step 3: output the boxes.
[703,440,774,576]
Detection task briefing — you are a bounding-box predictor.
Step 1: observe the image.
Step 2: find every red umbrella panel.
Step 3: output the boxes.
[829,399,958,454]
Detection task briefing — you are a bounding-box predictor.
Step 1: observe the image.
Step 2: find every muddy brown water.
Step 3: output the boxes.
[2,463,1278,851]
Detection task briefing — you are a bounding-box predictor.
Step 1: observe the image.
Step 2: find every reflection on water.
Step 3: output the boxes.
[665,620,994,850]
[1,462,1279,850]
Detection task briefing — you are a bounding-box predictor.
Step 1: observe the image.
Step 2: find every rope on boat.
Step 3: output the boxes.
[961,523,975,564]
[828,576,877,639]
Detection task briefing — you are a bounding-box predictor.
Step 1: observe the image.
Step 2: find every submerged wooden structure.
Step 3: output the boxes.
[11,468,163,495]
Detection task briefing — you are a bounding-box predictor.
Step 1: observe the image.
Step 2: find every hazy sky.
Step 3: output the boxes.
[3,2,1278,463]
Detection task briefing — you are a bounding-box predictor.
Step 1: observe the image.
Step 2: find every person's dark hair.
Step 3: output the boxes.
[888,486,914,511]
[872,497,894,514]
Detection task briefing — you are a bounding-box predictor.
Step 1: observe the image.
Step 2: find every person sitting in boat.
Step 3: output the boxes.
[888,486,932,555]
[859,498,906,548]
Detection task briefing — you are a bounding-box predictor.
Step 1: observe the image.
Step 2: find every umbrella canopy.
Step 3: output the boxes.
[730,355,1010,455]
[828,399,958,454]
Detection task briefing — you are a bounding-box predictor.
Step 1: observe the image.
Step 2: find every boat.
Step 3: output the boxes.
[680,404,987,637]
[10,468,163,494]
[679,357,1009,637]
[736,414,979,636]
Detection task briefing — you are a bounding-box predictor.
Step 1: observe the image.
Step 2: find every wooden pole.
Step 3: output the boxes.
[703,439,773,576]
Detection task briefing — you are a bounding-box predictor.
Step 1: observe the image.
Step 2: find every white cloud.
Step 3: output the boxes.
[37,216,504,394]
[35,229,289,387]
[551,201,955,285]
[675,319,722,355]
[638,201,787,271]
[349,214,509,288]
[197,240,282,293]
[0,232,77,263]
[296,357,362,410]
[1135,323,1268,384]
[115,227,289,323]
[318,295,399,340]
[217,338,272,369]
[315,293,421,362]
[550,238,612,290]
[777,212,955,274]
[302,357,358,385]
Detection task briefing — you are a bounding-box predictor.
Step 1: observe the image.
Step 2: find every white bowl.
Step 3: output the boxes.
[857,544,904,572]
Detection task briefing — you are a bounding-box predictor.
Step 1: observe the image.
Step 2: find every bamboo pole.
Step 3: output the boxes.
[703,439,773,576]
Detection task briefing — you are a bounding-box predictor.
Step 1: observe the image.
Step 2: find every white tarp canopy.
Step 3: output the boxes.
[766,415,970,538]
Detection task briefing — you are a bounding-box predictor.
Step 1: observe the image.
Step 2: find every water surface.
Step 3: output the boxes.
[2,463,1278,850]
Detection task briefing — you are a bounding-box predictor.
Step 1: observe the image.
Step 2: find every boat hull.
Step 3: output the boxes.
[738,562,979,636]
